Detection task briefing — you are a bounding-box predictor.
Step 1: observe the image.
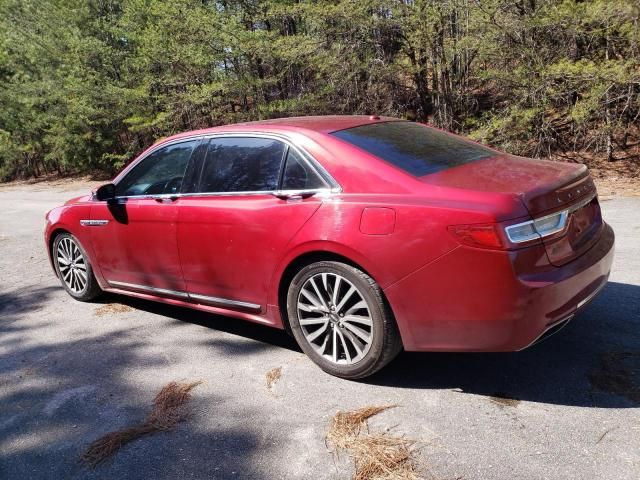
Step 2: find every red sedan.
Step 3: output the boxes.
[45,116,614,378]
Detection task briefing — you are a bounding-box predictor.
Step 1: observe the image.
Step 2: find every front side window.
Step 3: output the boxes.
[331,121,495,176]
[198,137,286,193]
[115,140,198,197]
[281,148,327,190]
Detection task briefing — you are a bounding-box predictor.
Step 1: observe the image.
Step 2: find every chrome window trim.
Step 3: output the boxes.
[108,132,341,201]
[104,187,337,202]
[107,280,261,311]
[179,187,337,200]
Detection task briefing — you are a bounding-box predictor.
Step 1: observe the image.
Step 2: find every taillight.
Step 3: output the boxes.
[505,210,568,244]
[447,224,505,249]
[449,208,571,250]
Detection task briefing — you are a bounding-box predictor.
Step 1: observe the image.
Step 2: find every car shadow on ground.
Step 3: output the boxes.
[99,294,301,353]
[107,281,640,409]
[0,286,270,479]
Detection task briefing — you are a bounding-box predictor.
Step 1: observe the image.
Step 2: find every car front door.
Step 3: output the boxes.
[177,135,332,312]
[90,139,202,295]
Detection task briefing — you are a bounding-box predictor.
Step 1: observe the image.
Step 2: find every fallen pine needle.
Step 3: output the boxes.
[94,303,134,317]
[327,405,420,480]
[81,381,201,467]
[266,367,282,390]
[327,406,392,447]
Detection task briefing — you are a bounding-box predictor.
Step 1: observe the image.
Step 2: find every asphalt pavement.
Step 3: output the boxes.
[1,183,639,479]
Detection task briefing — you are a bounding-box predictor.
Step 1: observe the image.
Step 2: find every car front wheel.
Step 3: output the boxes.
[286,261,402,379]
[52,233,102,301]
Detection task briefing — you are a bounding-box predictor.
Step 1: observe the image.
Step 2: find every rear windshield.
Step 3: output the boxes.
[331,121,495,176]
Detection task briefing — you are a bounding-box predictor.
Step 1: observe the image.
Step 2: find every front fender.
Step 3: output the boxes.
[45,203,101,284]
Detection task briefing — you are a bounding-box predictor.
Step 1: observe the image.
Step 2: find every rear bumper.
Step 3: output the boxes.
[384,222,615,352]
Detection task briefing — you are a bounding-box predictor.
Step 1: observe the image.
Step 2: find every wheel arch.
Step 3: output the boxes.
[47,228,72,277]
[275,248,398,338]
[47,226,104,289]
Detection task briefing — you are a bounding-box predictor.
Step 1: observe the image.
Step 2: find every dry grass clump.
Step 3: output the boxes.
[94,303,134,317]
[327,405,419,480]
[327,406,391,446]
[266,367,282,390]
[81,381,201,467]
[351,435,417,480]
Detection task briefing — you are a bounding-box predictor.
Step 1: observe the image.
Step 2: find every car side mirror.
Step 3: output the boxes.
[95,183,116,201]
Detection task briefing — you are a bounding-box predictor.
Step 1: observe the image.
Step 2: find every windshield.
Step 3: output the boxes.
[331,121,495,176]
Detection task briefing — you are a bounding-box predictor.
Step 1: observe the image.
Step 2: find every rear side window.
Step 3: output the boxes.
[281,149,327,190]
[115,140,198,197]
[198,137,286,192]
[331,121,495,176]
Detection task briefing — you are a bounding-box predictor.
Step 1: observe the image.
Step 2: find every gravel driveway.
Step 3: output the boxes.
[1,183,639,479]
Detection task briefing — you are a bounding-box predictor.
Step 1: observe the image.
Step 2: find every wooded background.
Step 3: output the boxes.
[1,0,638,181]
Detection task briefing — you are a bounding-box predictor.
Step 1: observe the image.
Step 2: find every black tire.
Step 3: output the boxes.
[286,261,402,379]
[52,232,102,301]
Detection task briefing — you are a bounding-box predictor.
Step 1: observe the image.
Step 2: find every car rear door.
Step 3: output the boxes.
[89,139,203,296]
[177,135,331,312]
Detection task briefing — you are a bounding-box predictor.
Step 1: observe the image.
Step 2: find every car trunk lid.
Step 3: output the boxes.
[540,192,602,266]
[419,155,602,265]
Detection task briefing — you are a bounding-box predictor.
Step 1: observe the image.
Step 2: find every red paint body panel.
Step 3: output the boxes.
[385,223,614,351]
[89,199,186,292]
[177,194,322,309]
[419,155,588,213]
[359,207,396,235]
[44,116,615,352]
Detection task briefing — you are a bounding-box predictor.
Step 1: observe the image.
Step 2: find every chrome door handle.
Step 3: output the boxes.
[272,191,316,201]
[154,195,179,203]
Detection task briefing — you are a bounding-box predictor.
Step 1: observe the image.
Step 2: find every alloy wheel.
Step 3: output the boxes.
[56,237,88,294]
[297,273,373,365]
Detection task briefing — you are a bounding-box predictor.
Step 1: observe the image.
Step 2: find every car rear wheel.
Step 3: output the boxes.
[286,261,402,379]
[53,233,102,301]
